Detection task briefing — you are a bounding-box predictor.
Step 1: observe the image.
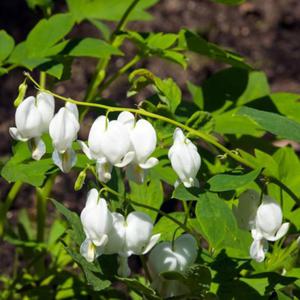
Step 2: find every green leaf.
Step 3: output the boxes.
[50,199,85,246]
[67,0,158,23]
[117,277,160,300]
[153,212,185,241]
[154,77,182,113]
[187,81,204,110]
[183,30,251,69]
[172,184,200,201]
[195,192,238,249]
[237,106,300,143]
[26,0,52,9]
[147,33,177,50]
[129,179,163,221]
[271,93,300,123]
[1,158,53,187]
[0,30,15,63]
[64,38,122,58]
[208,168,261,192]
[26,13,74,57]
[65,247,111,291]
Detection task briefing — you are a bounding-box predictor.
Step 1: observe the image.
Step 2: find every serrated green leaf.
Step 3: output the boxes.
[0,30,15,62]
[195,192,238,249]
[26,13,74,57]
[237,106,300,143]
[208,168,261,192]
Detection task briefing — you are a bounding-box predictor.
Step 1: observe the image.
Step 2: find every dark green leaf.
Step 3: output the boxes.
[208,168,261,192]
[195,192,238,249]
[0,30,15,62]
[183,30,251,69]
[237,106,300,143]
[187,81,204,110]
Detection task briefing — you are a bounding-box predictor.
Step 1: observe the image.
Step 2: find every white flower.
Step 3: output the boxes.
[168,128,201,188]
[249,195,289,262]
[148,234,198,298]
[9,92,55,160]
[49,102,80,173]
[80,189,113,262]
[79,115,134,182]
[233,189,260,230]
[118,112,158,183]
[104,211,160,277]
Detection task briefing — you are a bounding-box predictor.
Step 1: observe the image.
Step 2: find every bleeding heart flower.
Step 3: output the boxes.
[104,211,160,277]
[9,92,55,160]
[79,115,134,182]
[80,189,113,262]
[148,234,198,298]
[168,128,201,188]
[49,102,80,173]
[117,112,158,183]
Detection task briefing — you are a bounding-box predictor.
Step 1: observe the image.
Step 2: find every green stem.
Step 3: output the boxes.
[0,181,22,236]
[39,72,46,89]
[36,176,54,242]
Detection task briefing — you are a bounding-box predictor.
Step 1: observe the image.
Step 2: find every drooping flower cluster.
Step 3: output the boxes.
[148,234,198,298]
[234,190,289,262]
[80,188,160,276]
[80,111,159,184]
[9,92,80,173]
[10,93,202,187]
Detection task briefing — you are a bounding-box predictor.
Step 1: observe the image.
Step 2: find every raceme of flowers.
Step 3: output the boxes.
[9,91,202,187]
[234,189,290,262]
[80,188,160,277]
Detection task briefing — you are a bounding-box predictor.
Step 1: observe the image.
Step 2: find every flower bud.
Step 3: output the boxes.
[168,128,201,188]
[80,189,113,262]
[74,169,86,191]
[13,80,27,107]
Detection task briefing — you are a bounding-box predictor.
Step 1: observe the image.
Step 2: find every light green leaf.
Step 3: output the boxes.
[195,192,238,249]
[208,168,261,192]
[237,106,300,143]
[26,0,52,9]
[26,13,74,57]
[187,81,204,110]
[129,179,163,221]
[0,30,15,62]
[147,33,177,50]
[67,0,158,22]
[172,184,200,201]
[65,38,122,58]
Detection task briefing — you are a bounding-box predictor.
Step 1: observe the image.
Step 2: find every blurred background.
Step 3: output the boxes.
[0,0,300,279]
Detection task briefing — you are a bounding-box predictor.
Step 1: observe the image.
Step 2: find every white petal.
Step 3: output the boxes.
[249,239,268,262]
[96,160,112,183]
[117,111,135,130]
[88,116,107,155]
[125,211,153,255]
[78,140,92,160]
[117,256,131,277]
[15,96,43,138]
[85,188,99,207]
[80,238,96,262]
[30,137,46,160]
[52,148,77,173]
[139,157,159,169]
[265,222,290,241]
[93,234,108,247]
[104,213,126,255]
[9,127,28,141]
[173,128,185,143]
[142,233,161,254]
[65,102,79,120]
[49,107,79,153]
[36,92,55,132]
[114,151,135,168]
[130,119,157,163]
